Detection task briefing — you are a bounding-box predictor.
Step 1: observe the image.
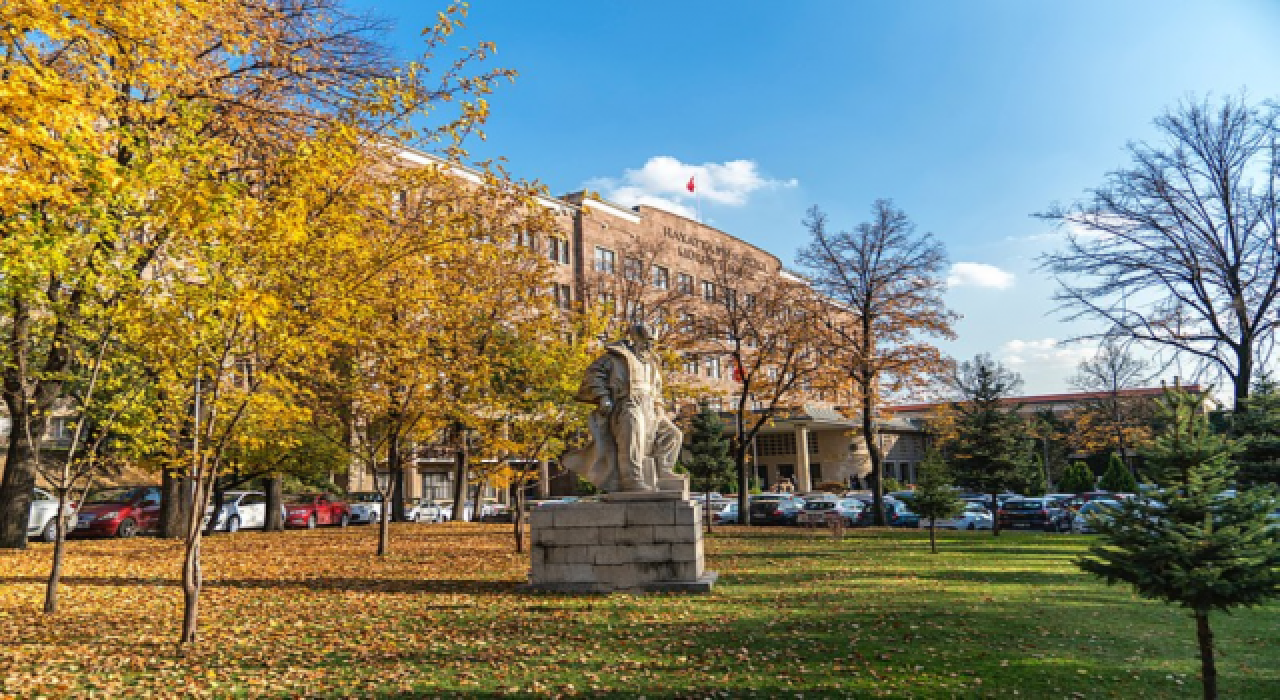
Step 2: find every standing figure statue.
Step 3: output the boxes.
[562,323,684,492]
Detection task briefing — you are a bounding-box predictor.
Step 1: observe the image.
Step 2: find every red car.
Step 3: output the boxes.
[284,493,350,529]
[72,486,162,537]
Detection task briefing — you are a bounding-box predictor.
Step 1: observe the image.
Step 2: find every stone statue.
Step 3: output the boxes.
[562,323,683,492]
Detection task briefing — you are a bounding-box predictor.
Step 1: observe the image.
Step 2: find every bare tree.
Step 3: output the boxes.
[1068,337,1156,474]
[798,201,957,525]
[701,255,833,525]
[1039,95,1280,413]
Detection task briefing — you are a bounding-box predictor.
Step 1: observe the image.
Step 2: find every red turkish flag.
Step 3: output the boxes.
[686,176,696,193]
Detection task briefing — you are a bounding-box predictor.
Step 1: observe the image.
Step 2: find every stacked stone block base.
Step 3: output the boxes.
[526,499,717,593]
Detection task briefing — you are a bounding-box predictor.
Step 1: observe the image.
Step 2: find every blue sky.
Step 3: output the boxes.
[352,0,1280,395]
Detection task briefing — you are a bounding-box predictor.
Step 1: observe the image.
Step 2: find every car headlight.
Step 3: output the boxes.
[98,511,121,520]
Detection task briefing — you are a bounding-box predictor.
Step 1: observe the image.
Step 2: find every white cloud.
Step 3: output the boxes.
[583,156,797,216]
[947,262,1016,290]
[1001,338,1096,370]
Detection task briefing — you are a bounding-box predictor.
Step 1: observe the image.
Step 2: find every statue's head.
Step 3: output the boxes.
[628,323,654,348]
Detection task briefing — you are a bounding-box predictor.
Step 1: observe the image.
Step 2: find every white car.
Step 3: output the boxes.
[920,502,994,530]
[28,488,76,542]
[405,500,445,523]
[204,490,279,532]
[347,492,387,525]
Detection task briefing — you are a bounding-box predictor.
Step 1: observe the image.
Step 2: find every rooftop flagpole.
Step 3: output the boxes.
[687,175,699,223]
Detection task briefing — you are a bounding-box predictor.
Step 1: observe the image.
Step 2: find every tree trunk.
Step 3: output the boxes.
[43,489,70,613]
[390,431,405,523]
[1195,609,1218,700]
[991,490,1001,537]
[1232,342,1252,415]
[377,490,390,557]
[179,476,210,648]
[263,476,284,531]
[452,441,469,523]
[0,411,39,550]
[160,469,192,538]
[513,487,524,553]
[928,521,937,554]
[735,437,750,528]
[860,389,887,526]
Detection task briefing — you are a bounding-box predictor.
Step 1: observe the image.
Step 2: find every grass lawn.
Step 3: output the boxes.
[0,524,1276,698]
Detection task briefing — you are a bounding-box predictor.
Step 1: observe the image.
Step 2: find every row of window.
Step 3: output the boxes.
[592,247,754,309]
[514,231,572,266]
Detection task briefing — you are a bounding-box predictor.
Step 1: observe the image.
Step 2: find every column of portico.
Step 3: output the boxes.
[795,425,813,493]
[538,460,551,499]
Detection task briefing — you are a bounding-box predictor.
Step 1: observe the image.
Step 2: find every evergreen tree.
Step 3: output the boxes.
[1099,452,1138,492]
[1059,461,1095,494]
[1232,373,1280,486]
[913,451,964,554]
[1019,452,1048,496]
[684,403,736,495]
[945,354,1027,536]
[1078,390,1280,700]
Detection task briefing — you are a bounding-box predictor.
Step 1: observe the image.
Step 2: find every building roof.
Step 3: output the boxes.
[885,384,1205,413]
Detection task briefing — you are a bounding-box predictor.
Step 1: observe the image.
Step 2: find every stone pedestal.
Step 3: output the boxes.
[525,496,717,594]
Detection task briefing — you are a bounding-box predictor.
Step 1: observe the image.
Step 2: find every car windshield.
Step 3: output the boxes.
[1005,501,1047,511]
[1083,501,1120,513]
[804,501,836,510]
[349,493,382,503]
[85,487,143,504]
[964,504,987,513]
[285,494,317,504]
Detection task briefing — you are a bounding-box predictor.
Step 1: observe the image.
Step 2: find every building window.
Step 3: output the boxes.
[704,356,722,379]
[597,291,616,308]
[677,273,694,295]
[724,288,737,310]
[594,247,616,274]
[701,280,716,301]
[623,257,644,281]
[625,299,644,320]
[682,355,699,375]
[744,293,756,310]
[811,463,823,482]
[421,472,452,502]
[516,230,536,248]
[757,433,796,457]
[554,284,572,310]
[547,237,570,264]
[652,265,669,289]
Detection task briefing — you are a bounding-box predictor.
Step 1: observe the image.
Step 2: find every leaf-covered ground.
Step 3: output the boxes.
[0,524,1276,698]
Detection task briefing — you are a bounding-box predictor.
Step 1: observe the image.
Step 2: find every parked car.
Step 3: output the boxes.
[797,498,864,526]
[479,504,514,523]
[283,493,350,528]
[998,497,1073,532]
[347,491,386,525]
[72,486,161,538]
[405,500,445,523]
[748,494,806,525]
[28,488,76,542]
[712,502,739,524]
[1071,499,1123,534]
[854,500,920,528]
[920,502,993,530]
[204,490,281,532]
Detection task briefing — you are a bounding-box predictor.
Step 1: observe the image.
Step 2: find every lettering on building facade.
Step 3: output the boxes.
[662,226,768,272]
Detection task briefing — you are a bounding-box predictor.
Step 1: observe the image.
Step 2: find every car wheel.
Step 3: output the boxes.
[967,522,976,530]
[340,514,350,527]
[116,518,137,538]
[226,516,240,534]
[41,518,58,542]
[307,515,317,529]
